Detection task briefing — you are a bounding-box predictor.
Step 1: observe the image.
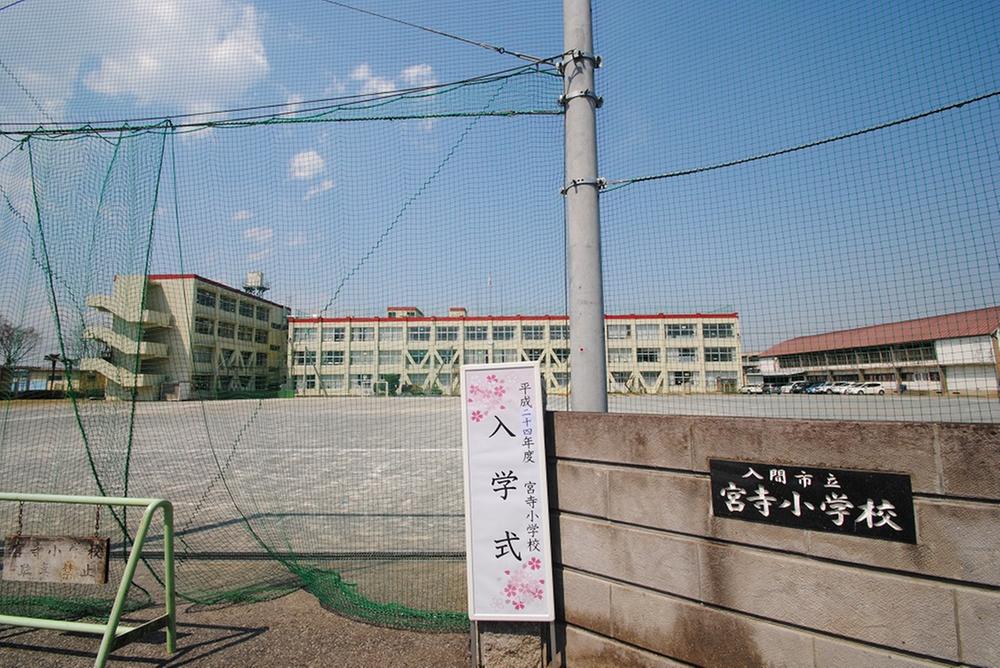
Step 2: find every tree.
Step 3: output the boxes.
[0,316,40,398]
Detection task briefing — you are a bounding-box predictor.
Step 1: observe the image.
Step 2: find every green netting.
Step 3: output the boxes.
[1,0,565,631]
[1,0,998,638]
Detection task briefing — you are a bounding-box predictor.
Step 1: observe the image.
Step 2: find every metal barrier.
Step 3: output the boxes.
[0,492,176,667]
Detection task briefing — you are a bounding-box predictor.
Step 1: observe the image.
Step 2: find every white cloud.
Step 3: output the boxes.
[400,64,437,89]
[232,209,252,222]
[244,226,273,242]
[83,0,268,114]
[286,231,308,247]
[304,179,335,201]
[289,150,325,179]
[351,63,396,96]
[247,247,270,262]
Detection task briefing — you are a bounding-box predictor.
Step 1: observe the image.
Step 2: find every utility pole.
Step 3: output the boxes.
[563,0,608,412]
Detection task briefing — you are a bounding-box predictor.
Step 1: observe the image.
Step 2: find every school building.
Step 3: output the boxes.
[81,274,290,400]
[287,307,743,396]
[758,306,1000,395]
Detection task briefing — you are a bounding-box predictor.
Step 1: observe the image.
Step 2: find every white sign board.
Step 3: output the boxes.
[461,362,555,621]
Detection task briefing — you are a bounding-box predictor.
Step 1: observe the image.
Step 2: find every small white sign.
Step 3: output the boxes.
[461,362,554,622]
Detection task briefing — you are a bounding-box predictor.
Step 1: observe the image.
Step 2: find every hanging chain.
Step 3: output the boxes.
[94,505,101,537]
[15,501,24,537]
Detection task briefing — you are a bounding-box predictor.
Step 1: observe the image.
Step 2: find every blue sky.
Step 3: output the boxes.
[0,0,997,356]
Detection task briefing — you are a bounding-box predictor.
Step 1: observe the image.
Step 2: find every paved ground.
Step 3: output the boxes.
[0,589,470,667]
[1,393,997,664]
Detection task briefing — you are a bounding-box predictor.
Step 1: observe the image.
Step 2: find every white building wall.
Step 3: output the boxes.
[935,336,995,365]
[945,365,999,393]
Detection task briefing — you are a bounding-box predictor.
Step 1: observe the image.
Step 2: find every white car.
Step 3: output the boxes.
[847,382,886,395]
[739,384,763,394]
[829,382,855,394]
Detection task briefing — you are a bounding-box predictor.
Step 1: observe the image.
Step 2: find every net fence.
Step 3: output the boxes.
[0,0,997,634]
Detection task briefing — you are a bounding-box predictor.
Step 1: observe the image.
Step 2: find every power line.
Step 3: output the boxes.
[0,0,32,14]
[604,89,1000,191]
[314,0,552,64]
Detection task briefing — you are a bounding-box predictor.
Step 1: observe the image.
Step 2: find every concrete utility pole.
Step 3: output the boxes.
[563,0,608,412]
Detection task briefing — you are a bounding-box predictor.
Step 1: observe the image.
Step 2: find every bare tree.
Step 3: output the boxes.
[0,315,40,397]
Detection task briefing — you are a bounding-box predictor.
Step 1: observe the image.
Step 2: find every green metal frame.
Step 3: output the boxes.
[0,492,176,667]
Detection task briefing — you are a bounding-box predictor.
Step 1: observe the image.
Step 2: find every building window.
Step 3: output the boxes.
[464,349,488,364]
[192,347,212,363]
[523,349,544,361]
[255,329,269,344]
[611,371,631,385]
[667,324,695,338]
[219,295,236,313]
[239,301,255,317]
[196,288,216,308]
[607,324,631,339]
[220,349,235,367]
[192,375,211,391]
[465,325,488,341]
[294,350,316,366]
[217,322,235,339]
[608,347,632,364]
[379,350,401,365]
[641,371,661,387]
[672,371,695,385]
[552,371,569,388]
[437,373,453,389]
[351,350,374,365]
[437,348,456,365]
[408,349,428,365]
[636,347,660,363]
[293,327,317,343]
[380,327,402,341]
[494,349,518,363]
[321,375,344,390]
[323,327,345,342]
[194,317,214,335]
[352,327,374,342]
[552,348,570,363]
[408,373,428,387]
[240,351,253,366]
[703,323,734,338]
[350,374,372,389]
[636,324,660,340]
[255,306,269,322]
[523,325,546,340]
[322,350,344,365]
[668,348,698,363]
[238,325,254,342]
[408,326,431,341]
[255,352,268,367]
[493,325,516,341]
[704,347,735,363]
[550,325,569,340]
[436,326,458,341]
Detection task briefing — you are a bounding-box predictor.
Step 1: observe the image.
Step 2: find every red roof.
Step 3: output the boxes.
[761,306,1000,357]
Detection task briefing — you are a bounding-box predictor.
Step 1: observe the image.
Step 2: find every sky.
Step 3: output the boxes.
[0,0,997,359]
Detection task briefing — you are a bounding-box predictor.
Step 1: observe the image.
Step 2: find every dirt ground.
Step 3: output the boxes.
[0,590,471,667]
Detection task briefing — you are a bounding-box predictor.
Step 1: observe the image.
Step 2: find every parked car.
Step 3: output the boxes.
[829,381,855,394]
[782,381,809,394]
[739,384,763,394]
[804,383,829,394]
[763,384,782,394]
[847,382,886,395]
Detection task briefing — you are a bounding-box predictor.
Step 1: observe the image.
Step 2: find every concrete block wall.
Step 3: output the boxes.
[547,413,1000,667]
